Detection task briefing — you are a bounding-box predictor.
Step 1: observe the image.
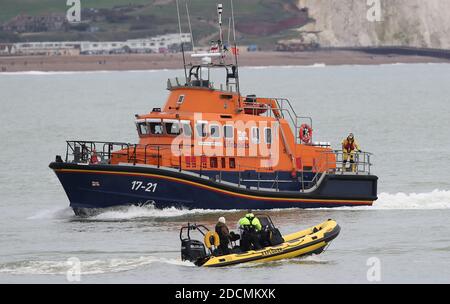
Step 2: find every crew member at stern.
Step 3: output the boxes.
[215,217,232,254]
[342,133,361,172]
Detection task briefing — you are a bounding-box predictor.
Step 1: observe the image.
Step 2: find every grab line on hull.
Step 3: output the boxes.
[54,168,373,205]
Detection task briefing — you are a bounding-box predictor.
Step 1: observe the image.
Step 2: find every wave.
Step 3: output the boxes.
[0,69,175,76]
[91,205,238,221]
[320,189,450,211]
[28,204,239,221]
[28,190,450,222]
[89,190,450,217]
[27,207,74,220]
[373,189,450,210]
[0,71,94,76]
[246,63,326,70]
[0,256,194,275]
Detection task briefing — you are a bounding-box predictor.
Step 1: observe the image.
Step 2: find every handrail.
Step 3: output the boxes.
[63,140,373,193]
[241,97,314,145]
[319,150,373,175]
[65,140,130,163]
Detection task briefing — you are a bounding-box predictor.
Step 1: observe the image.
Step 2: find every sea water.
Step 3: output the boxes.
[0,63,449,283]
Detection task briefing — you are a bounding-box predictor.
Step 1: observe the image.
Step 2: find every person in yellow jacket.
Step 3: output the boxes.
[238,212,262,251]
[342,133,361,172]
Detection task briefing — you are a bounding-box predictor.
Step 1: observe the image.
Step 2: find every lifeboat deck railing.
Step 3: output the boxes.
[314,150,373,176]
[65,140,131,163]
[242,97,313,145]
[63,141,373,192]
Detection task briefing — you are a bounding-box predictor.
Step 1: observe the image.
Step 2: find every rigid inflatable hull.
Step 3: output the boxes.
[200,220,340,267]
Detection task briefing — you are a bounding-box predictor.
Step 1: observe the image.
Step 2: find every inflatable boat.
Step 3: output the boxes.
[180,216,340,267]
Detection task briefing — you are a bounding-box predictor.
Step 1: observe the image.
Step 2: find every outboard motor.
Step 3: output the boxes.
[180,224,210,265]
[181,239,207,263]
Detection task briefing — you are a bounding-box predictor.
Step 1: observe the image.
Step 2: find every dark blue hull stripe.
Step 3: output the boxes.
[50,163,377,210]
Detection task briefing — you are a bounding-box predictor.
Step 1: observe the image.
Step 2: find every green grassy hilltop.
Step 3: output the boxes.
[0,0,309,46]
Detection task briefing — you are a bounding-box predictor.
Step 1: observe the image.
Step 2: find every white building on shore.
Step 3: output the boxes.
[2,33,192,56]
[81,33,191,55]
[0,44,13,55]
[9,41,82,56]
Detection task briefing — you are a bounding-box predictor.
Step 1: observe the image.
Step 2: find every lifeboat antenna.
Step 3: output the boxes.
[176,0,188,83]
[218,3,224,47]
[227,17,231,46]
[185,1,195,51]
[230,0,242,109]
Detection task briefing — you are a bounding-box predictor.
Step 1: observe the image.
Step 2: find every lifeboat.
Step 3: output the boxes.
[48,4,378,216]
[180,216,340,267]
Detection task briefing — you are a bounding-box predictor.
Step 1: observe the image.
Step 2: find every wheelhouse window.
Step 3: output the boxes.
[221,157,226,168]
[177,95,185,105]
[210,157,218,168]
[181,121,192,137]
[264,128,272,144]
[165,120,181,135]
[149,122,164,135]
[210,125,220,138]
[229,158,236,169]
[224,125,234,139]
[137,122,150,135]
[196,121,208,137]
[251,127,260,144]
[201,156,207,169]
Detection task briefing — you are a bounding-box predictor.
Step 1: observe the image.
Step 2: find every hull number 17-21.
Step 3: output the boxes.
[131,181,158,192]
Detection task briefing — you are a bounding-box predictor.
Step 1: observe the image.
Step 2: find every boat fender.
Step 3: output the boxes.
[204,231,220,249]
[299,124,313,144]
[90,149,99,164]
[290,170,297,178]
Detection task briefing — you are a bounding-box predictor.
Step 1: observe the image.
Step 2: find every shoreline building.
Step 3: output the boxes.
[10,41,82,56]
[3,33,192,56]
[0,43,13,55]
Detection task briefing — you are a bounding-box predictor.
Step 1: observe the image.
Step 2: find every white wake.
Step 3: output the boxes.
[323,189,450,210]
[28,190,450,221]
[0,256,194,275]
[372,189,450,210]
[92,205,238,221]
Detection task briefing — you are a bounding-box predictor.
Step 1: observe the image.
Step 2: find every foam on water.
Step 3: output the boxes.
[86,189,450,216]
[247,63,326,70]
[0,69,174,76]
[4,63,441,77]
[0,256,194,275]
[374,189,450,210]
[317,189,450,211]
[0,71,100,76]
[91,205,238,221]
[27,207,74,220]
[27,190,450,221]
[298,254,329,264]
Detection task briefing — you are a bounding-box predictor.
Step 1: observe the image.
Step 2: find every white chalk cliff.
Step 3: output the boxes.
[297,0,450,48]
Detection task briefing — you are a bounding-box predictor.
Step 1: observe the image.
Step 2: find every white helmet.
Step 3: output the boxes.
[218,217,226,224]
